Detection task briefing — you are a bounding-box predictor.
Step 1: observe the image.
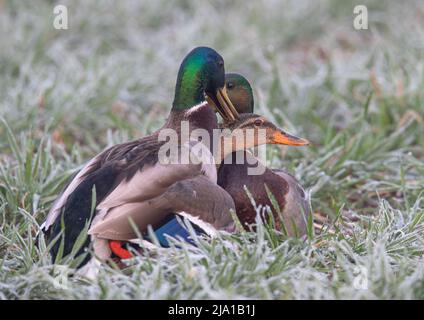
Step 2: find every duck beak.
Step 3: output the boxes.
[271,130,310,146]
[206,87,239,122]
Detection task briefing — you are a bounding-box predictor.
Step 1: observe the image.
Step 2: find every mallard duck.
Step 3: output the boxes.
[218,73,311,236]
[41,47,240,270]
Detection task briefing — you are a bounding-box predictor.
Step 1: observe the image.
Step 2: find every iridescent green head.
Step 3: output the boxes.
[225,73,254,114]
[173,47,238,121]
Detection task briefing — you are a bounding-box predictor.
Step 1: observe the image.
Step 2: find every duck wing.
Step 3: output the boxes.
[88,174,235,240]
[88,140,234,240]
[41,140,140,232]
[41,153,103,232]
[272,169,311,231]
[43,136,161,262]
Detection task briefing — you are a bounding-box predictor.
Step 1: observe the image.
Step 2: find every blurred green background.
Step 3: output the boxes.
[0,0,423,299]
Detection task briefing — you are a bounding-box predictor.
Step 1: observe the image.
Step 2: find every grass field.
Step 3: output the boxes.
[0,0,423,299]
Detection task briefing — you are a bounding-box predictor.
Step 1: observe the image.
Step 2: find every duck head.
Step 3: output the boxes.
[218,113,309,161]
[222,113,309,147]
[172,47,239,122]
[216,73,309,160]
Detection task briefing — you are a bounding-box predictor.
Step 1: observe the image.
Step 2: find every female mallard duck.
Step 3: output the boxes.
[218,73,311,236]
[41,47,241,269]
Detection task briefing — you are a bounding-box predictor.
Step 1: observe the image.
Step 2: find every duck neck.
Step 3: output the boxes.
[165,102,218,143]
[214,139,236,168]
[215,150,248,171]
[172,57,205,111]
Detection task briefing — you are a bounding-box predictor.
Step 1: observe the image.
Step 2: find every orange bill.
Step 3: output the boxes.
[271,130,310,146]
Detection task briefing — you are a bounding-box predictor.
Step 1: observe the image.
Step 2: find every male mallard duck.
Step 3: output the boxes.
[41,47,240,270]
[218,73,311,236]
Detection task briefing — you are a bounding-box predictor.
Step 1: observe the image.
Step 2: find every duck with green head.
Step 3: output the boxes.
[41,47,242,271]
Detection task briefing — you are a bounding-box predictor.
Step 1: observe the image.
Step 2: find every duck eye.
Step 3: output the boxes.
[226,82,234,90]
[217,60,224,68]
[254,119,263,126]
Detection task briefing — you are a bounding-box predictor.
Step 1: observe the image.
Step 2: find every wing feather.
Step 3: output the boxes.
[41,154,102,231]
[89,175,235,240]
[89,141,235,240]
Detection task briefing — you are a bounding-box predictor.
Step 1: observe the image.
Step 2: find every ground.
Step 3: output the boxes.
[0,0,423,299]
